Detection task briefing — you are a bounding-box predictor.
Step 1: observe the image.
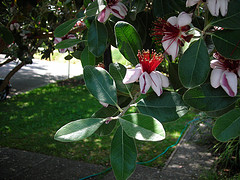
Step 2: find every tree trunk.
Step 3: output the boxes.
[0,61,25,92]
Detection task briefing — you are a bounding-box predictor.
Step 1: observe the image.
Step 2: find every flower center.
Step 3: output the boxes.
[137,50,164,74]
[214,52,240,73]
[106,0,119,6]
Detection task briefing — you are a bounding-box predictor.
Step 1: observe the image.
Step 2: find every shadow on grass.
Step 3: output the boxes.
[0,82,196,168]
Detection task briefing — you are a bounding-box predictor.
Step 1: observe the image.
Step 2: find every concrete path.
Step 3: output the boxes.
[0,54,83,95]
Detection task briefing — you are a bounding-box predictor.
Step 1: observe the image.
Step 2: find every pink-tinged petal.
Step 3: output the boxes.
[210,59,222,69]
[10,24,14,31]
[59,48,67,53]
[150,71,163,96]
[177,12,192,27]
[167,16,178,26]
[122,66,142,84]
[14,23,20,30]
[67,34,76,39]
[139,72,151,94]
[186,0,200,7]
[117,2,128,15]
[54,37,62,44]
[97,8,111,23]
[210,69,224,88]
[220,70,238,97]
[219,0,229,16]
[111,3,127,19]
[99,101,109,107]
[207,0,219,16]
[162,36,179,60]
[158,72,169,87]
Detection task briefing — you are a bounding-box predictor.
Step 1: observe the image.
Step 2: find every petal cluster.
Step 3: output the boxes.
[97,0,128,23]
[186,0,230,16]
[210,52,240,97]
[152,12,193,60]
[54,34,76,53]
[123,50,169,96]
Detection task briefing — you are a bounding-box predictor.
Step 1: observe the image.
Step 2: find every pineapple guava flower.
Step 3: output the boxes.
[210,52,240,97]
[54,34,76,53]
[152,12,193,60]
[123,50,169,96]
[97,0,128,23]
[186,0,230,16]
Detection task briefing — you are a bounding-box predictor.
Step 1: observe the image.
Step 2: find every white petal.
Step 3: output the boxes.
[186,0,200,7]
[162,36,179,60]
[177,12,192,27]
[220,70,238,97]
[150,71,163,96]
[122,66,142,84]
[219,0,229,16]
[54,37,62,44]
[210,59,222,69]
[158,72,169,87]
[210,69,224,88]
[97,8,111,23]
[238,68,240,77]
[139,72,151,94]
[207,0,219,16]
[167,16,178,26]
[10,24,14,31]
[111,3,127,19]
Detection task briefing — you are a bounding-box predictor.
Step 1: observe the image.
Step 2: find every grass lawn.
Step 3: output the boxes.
[0,79,196,168]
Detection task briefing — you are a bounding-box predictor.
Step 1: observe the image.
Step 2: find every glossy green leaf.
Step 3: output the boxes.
[0,25,14,45]
[212,29,240,60]
[92,106,119,136]
[179,39,210,88]
[153,0,185,17]
[55,39,81,49]
[137,92,188,123]
[183,83,238,111]
[115,21,142,65]
[211,0,240,29]
[88,19,108,57]
[206,104,235,117]
[109,63,133,96]
[71,50,82,59]
[119,113,165,141]
[83,65,117,105]
[169,63,183,90]
[54,19,78,37]
[110,126,137,180]
[54,118,104,142]
[80,46,95,67]
[84,0,98,17]
[213,108,240,142]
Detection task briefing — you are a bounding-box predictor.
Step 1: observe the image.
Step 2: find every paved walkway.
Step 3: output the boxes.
[0,55,215,179]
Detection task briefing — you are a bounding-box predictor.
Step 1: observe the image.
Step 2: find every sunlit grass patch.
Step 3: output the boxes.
[0,80,196,168]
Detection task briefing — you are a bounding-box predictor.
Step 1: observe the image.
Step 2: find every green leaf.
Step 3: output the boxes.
[55,39,81,49]
[137,92,188,123]
[0,25,14,45]
[84,1,98,17]
[206,104,235,117]
[212,29,240,60]
[109,63,133,96]
[80,46,95,67]
[110,126,137,180]
[115,21,142,65]
[54,118,104,142]
[83,65,118,106]
[179,39,210,88]
[119,113,165,141]
[183,83,238,112]
[92,106,119,136]
[64,54,73,60]
[169,63,183,90]
[213,108,240,142]
[71,50,82,59]
[54,19,78,37]
[153,0,185,17]
[88,19,108,57]
[210,0,240,29]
